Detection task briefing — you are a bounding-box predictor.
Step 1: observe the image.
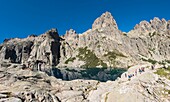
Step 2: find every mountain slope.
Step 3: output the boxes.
[0,12,170,70]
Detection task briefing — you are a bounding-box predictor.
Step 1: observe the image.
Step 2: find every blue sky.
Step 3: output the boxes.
[0,0,170,43]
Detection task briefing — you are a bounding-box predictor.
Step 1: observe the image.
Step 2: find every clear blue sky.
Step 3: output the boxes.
[0,0,170,43]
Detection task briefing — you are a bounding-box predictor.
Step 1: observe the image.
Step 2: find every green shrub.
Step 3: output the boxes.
[148,59,157,64]
[104,50,126,59]
[142,58,157,64]
[155,68,168,77]
[165,60,170,63]
[77,47,107,68]
[103,50,126,66]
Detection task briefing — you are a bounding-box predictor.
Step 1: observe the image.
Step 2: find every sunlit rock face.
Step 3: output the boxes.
[27,28,61,71]
[92,11,118,30]
[59,12,170,68]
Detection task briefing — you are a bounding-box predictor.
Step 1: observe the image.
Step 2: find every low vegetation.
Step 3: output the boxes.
[104,50,126,66]
[149,48,156,52]
[155,66,170,79]
[104,50,126,59]
[77,47,107,68]
[142,57,170,65]
[142,58,157,64]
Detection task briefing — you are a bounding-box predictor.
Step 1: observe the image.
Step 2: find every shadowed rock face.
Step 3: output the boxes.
[0,40,34,64]
[27,28,61,71]
[5,48,17,63]
[0,28,61,71]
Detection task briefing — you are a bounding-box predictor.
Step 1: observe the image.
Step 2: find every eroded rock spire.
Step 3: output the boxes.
[92,11,118,30]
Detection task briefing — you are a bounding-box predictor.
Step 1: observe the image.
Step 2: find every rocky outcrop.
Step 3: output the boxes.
[87,64,170,102]
[58,12,170,68]
[0,28,61,72]
[92,11,118,30]
[27,28,61,71]
[0,60,170,102]
[0,62,99,102]
[128,17,170,37]
[0,38,34,64]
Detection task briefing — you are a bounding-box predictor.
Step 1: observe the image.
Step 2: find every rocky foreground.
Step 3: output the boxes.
[0,61,170,102]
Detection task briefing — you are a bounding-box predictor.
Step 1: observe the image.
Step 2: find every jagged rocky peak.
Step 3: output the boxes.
[134,17,167,33]
[65,29,77,37]
[134,20,150,30]
[92,11,118,30]
[150,17,167,31]
[63,29,79,41]
[44,28,60,40]
[129,17,169,37]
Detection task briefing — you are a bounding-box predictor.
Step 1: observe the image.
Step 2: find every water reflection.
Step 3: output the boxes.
[51,67,127,82]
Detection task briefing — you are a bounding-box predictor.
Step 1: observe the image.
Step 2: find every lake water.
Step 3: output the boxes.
[51,67,127,82]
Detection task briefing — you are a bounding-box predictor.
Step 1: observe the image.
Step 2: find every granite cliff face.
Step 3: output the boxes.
[59,12,170,68]
[0,28,60,72]
[0,12,170,69]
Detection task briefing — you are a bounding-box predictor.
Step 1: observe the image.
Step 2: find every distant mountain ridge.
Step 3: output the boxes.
[0,11,170,70]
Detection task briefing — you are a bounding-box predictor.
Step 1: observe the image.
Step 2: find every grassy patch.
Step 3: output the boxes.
[77,47,107,68]
[104,50,126,66]
[155,67,170,79]
[104,50,126,59]
[155,68,168,77]
[97,44,101,48]
[165,60,170,63]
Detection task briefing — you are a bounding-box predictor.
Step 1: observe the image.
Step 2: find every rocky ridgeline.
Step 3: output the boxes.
[59,12,170,68]
[0,11,170,69]
[128,17,170,37]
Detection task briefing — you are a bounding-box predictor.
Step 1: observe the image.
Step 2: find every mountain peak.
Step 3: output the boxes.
[92,11,118,30]
[45,28,60,40]
[129,17,168,36]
